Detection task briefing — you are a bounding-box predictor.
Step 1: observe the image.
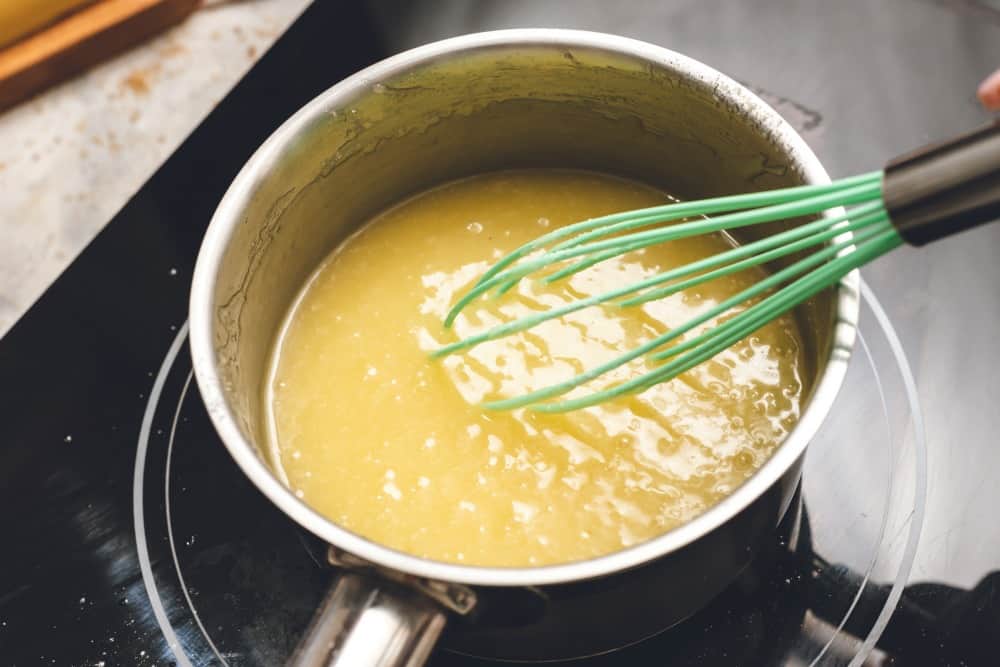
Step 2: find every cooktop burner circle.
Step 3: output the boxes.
[132,279,926,666]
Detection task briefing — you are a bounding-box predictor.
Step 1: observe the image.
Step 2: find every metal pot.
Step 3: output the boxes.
[189,29,858,666]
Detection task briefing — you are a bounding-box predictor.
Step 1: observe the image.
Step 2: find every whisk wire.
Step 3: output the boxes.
[468,170,883,290]
[526,227,903,413]
[433,201,886,359]
[621,204,887,307]
[479,217,896,412]
[444,178,882,326]
[644,218,893,362]
[547,171,883,252]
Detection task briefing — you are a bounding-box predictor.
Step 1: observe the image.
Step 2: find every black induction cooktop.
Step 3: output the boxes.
[2,1,999,666]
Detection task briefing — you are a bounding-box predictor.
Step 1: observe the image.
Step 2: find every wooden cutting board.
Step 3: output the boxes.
[0,0,201,112]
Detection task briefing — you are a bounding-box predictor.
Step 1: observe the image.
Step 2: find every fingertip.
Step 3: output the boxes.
[978,69,1000,111]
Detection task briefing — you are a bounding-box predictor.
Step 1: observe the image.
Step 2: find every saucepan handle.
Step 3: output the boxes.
[289,572,447,667]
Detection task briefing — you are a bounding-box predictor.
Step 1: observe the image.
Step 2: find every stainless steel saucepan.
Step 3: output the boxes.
[189,29,858,666]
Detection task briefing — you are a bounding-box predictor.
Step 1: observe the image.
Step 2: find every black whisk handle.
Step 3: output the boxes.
[883,118,1000,246]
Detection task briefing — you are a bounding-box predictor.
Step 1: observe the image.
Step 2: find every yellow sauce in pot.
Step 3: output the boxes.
[266,170,806,567]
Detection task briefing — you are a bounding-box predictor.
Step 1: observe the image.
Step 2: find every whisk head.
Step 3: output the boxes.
[434,170,902,412]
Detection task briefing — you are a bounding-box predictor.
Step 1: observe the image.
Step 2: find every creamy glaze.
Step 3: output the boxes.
[266,170,805,567]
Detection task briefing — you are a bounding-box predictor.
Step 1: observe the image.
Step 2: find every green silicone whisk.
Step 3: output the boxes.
[434,120,1000,413]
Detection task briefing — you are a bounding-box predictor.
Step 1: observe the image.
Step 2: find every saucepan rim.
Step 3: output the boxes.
[189,28,859,587]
